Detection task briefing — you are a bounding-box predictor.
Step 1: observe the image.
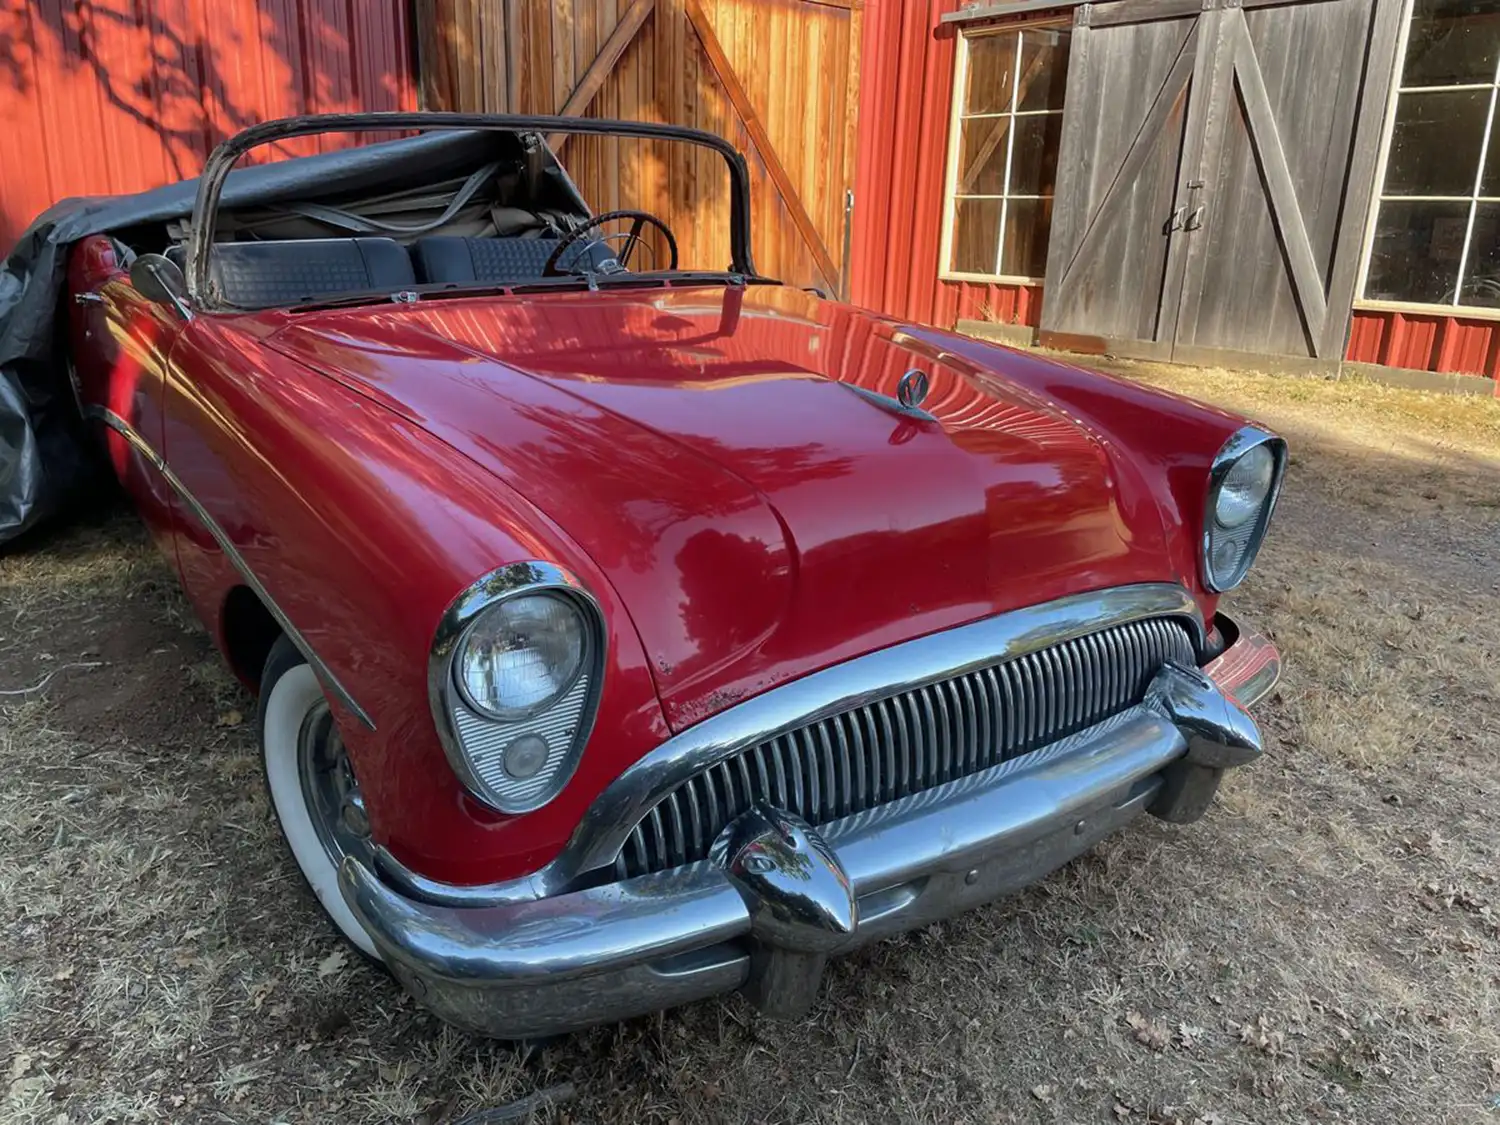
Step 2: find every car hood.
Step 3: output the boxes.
[268,286,1183,731]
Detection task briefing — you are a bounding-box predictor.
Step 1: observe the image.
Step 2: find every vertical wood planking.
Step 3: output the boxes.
[419,0,858,287]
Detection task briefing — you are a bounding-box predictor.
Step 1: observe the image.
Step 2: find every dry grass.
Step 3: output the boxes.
[3,365,1500,1124]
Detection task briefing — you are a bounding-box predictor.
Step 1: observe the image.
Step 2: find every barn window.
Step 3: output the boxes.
[940,25,1072,283]
[1361,0,1500,310]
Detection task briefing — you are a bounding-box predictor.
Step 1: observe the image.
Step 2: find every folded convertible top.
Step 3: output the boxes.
[0,129,534,546]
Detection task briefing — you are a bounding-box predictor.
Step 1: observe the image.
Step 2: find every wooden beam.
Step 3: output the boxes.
[546,0,657,150]
[1229,11,1329,349]
[685,0,842,288]
[1319,0,1405,359]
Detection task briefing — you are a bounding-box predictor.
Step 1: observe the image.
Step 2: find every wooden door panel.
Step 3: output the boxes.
[418,0,860,290]
[1171,0,1380,358]
[1041,12,1199,344]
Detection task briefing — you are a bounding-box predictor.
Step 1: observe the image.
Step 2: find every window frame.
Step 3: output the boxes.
[1355,0,1500,318]
[938,20,1071,286]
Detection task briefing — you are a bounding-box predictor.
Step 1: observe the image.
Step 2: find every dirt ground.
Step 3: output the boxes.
[2,361,1498,1125]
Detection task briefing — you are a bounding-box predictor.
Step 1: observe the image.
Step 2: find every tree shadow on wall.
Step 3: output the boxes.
[0,0,408,224]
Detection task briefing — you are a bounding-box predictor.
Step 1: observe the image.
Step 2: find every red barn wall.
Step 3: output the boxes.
[848,0,1039,332]
[0,0,417,253]
[1346,310,1500,380]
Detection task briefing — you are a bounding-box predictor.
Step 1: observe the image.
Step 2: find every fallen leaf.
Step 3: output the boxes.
[1112,1102,1133,1119]
[1126,1010,1171,1051]
[216,709,244,728]
[8,1054,32,1081]
[52,966,74,982]
[1177,1022,1208,1049]
[1030,1084,1054,1102]
[316,949,348,979]
[248,979,276,1010]
[1237,1014,1285,1055]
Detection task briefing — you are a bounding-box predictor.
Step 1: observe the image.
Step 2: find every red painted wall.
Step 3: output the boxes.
[849,0,1040,332]
[1346,310,1500,381]
[0,0,417,253]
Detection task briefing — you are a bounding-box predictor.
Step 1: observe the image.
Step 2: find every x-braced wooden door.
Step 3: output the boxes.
[416,0,863,294]
[1040,0,1403,365]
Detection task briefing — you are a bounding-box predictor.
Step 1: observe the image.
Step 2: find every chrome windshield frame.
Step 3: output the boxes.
[185,112,763,311]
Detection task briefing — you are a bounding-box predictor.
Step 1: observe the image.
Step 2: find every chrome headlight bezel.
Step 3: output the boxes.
[1201,426,1286,593]
[429,562,605,814]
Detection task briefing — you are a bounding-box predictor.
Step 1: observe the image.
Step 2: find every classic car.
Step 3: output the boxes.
[54,112,1283,1039]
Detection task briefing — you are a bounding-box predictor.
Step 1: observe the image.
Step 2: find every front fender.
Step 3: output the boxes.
[162,316,669,885]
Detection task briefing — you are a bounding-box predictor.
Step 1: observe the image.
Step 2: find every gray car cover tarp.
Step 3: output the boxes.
[0,129,513,547]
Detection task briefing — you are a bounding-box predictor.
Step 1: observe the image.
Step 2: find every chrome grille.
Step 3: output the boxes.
[614,615,1196,879]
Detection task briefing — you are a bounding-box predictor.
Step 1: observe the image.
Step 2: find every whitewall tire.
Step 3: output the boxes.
[259,637,381,960]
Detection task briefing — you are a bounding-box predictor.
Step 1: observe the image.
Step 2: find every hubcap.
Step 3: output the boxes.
[297,701,373,869]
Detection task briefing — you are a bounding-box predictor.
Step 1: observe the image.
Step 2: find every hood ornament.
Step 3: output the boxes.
[897,368,930,410]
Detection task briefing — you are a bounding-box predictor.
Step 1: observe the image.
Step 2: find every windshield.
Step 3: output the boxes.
[173,113,763,311]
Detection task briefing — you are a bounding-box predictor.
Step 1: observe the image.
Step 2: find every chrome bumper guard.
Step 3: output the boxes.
[341,639,1277,1040]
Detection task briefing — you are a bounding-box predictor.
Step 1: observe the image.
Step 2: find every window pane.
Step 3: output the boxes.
[1384,89,1490,195]
[1460,203,1500,306]
[1008,113,1065,195]
[1000,197,1054,278]
[965,33,1019,115]
[1402,0,1500,88]
[958,119,1011,195]
[1365,199,1470,302]
[951,198,1002,274]
[1015,29,1071,112]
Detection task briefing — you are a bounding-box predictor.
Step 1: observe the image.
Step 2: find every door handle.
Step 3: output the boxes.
[1165,206,1187,234]
[1184,205,1206,232]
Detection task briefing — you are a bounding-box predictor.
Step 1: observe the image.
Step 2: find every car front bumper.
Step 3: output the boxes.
[340,620,1279,1039]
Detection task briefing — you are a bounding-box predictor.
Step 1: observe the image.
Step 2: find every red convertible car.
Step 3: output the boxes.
[56,113,1283,1038]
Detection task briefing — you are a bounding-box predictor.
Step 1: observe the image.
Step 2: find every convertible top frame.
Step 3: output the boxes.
[186,112,764,310]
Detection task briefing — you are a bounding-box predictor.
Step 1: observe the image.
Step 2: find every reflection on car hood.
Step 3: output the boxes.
[269,286,1179,732]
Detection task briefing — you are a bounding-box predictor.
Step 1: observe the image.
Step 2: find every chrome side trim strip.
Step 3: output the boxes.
[86,405,375,730]
[378,582,1204,905]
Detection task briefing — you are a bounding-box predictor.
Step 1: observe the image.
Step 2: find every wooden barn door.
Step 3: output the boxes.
[416,0,861,293]
[1038,0,1209,358]
[1041,0,1402,364]
[1169,0,1402,362]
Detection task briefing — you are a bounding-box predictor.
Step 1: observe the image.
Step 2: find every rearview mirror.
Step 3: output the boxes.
[129,253,191,317]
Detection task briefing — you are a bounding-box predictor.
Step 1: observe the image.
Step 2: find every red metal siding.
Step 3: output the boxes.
[1346,310,1500,381]
[0,0,416,252]
[849,0,1042,332]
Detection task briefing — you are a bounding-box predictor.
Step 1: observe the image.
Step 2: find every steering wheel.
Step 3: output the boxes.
[543,209,679,277]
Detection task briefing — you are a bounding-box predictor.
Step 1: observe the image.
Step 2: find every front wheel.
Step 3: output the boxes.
[259,636,381,960]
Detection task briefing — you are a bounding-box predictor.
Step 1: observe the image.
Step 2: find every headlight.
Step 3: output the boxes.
[1202,428,1285,593]
[429,564,604,814]
[456,594,586,719]
[1213,443,1275,528]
